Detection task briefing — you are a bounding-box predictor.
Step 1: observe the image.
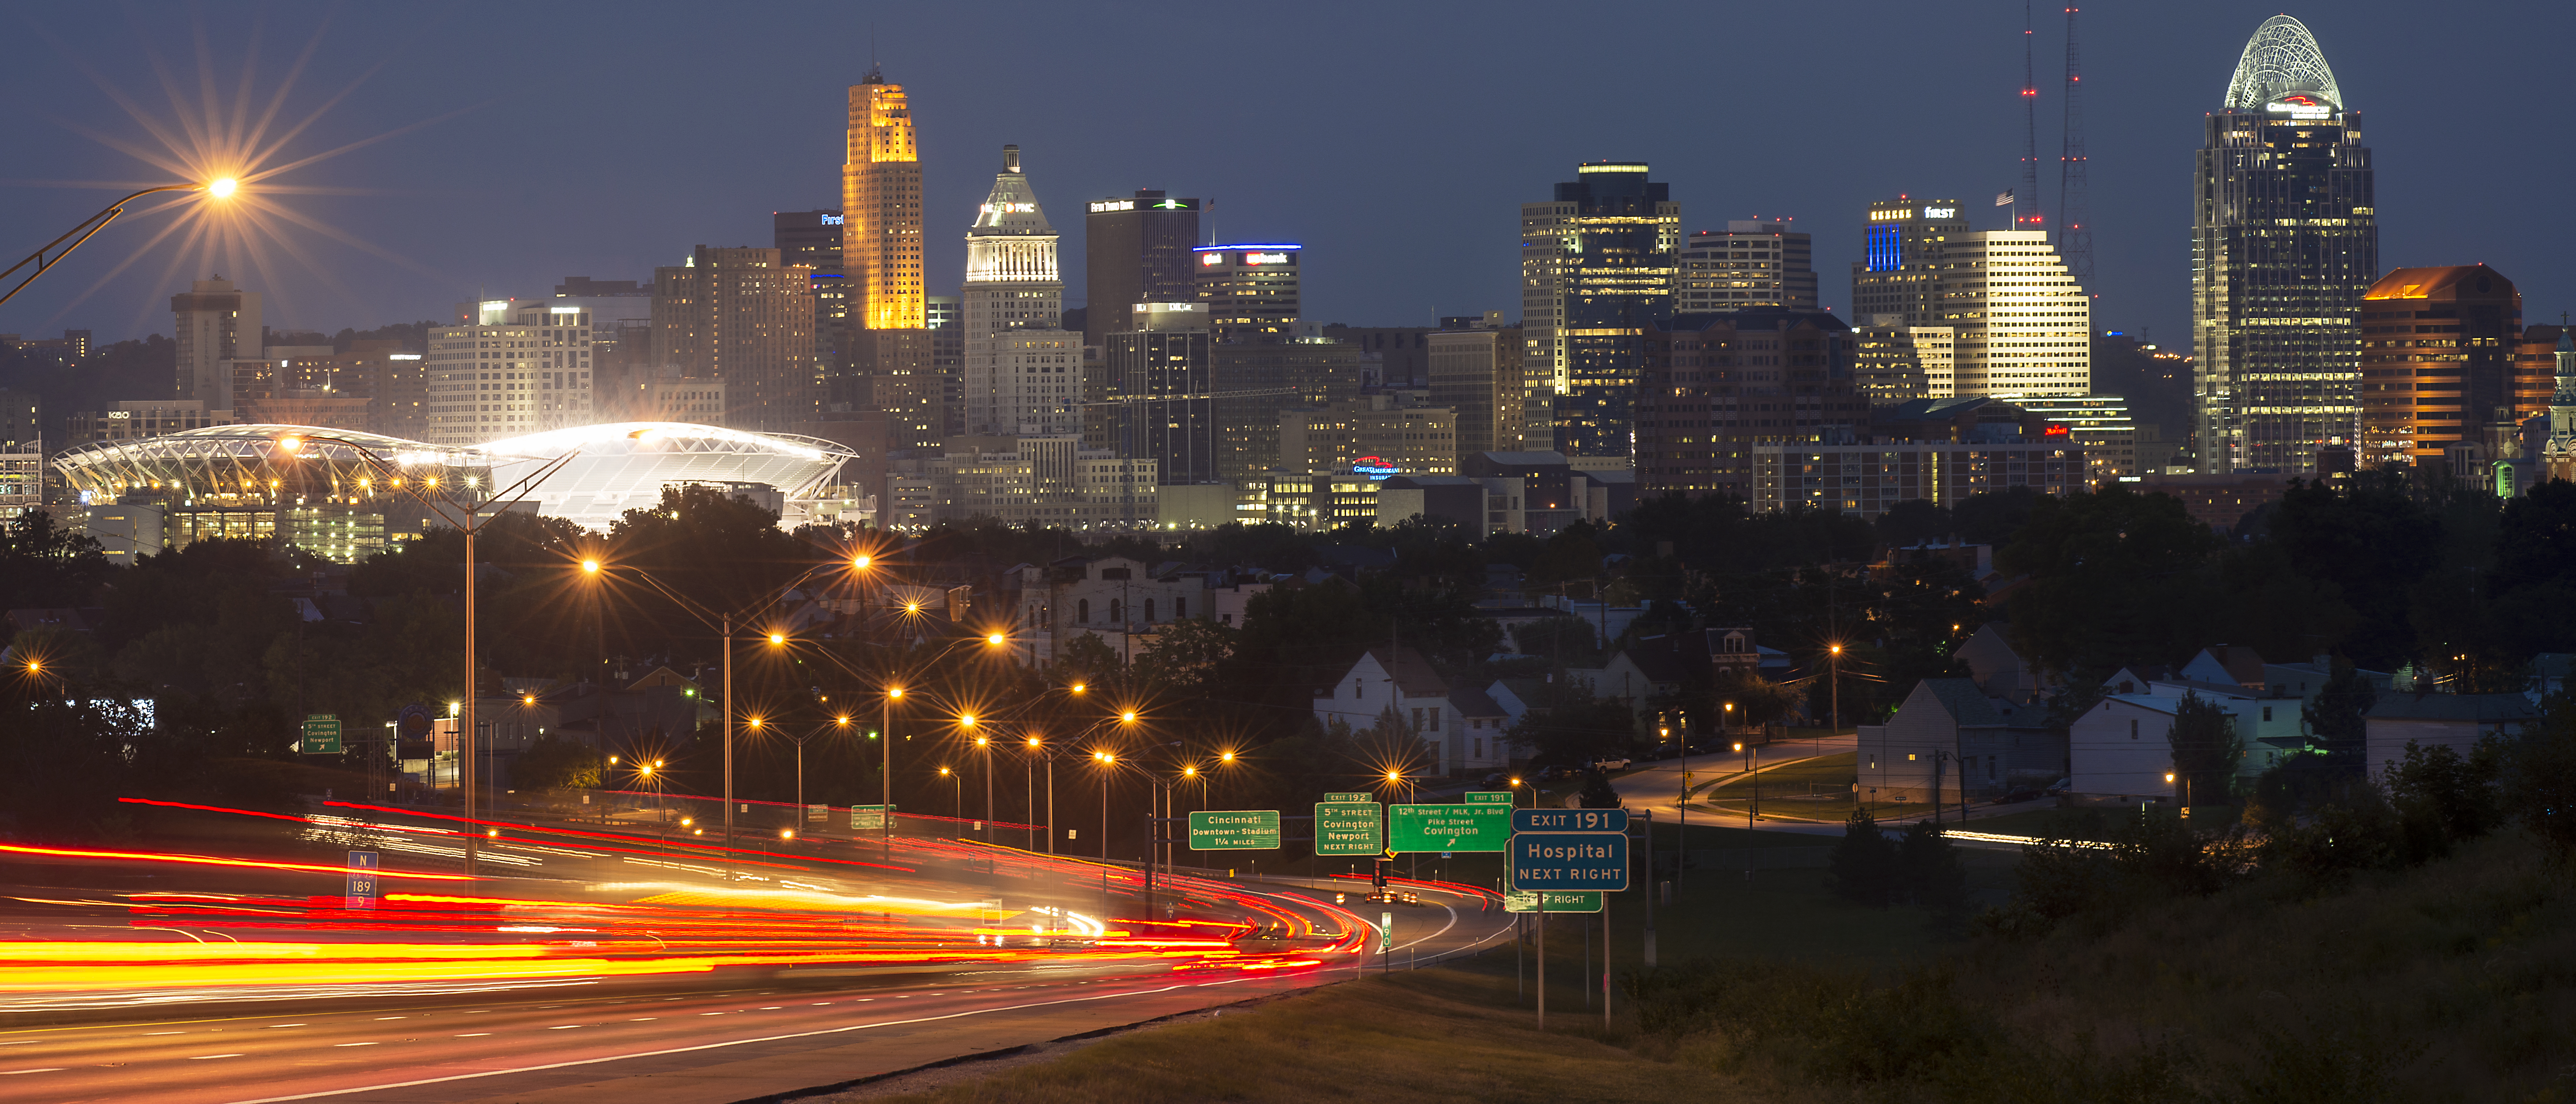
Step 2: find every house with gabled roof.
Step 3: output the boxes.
[1859,678,2061,807]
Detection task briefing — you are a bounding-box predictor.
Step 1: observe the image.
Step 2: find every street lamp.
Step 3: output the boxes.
[940,765,961,822]
[1,179,238,308]
[274,430,579,878]
[1827,643,1843,733]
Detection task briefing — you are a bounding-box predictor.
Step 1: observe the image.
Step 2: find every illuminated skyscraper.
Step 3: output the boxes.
[1520,162,1678,459]
[2192,15,2375,474]
[962,145,1081,436]
[842,69,922,332]
[1194,244,1302,345]
[651,247,817,433]
[1678,222,1814,312]
[1931,231,2091,398]
[2357,265,2531,471]
[171,275,261,408]
[1850,199,1968,327]
[1084,190,1201,347]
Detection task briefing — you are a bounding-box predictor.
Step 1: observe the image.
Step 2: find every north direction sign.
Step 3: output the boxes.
[1503,890,1603,914]
[1188,810,1282,850]
[1389,803,1511,853]
[1314,801,1383,856]
[1509,832,1630,891]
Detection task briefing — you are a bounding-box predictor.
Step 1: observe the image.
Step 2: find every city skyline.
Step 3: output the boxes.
[7,1,2570,350]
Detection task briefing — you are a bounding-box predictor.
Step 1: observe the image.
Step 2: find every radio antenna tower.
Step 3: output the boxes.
[2058,6,2093,280]
[2017,1,2043,231]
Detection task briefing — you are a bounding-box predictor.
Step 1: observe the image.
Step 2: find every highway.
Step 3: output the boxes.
[0,801,1514,1103]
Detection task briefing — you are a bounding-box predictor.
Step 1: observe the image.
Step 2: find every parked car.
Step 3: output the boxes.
[1590,757,1632,771]
[1991,788,2046,805]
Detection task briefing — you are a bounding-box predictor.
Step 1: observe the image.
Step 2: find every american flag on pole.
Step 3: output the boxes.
[1994,189,2015,207]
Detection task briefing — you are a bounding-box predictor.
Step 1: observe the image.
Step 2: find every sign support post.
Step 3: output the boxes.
[1642,809,1655,969]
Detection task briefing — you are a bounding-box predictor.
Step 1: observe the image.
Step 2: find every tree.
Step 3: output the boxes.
[1999,487,2223,677]
[0,508,112,611]
[2167,692,2242,807]
[1827,808,1898,906]
[1133,617,1235,699]
[2505,689,2576,859]
[1506,683,1637,767]
[1576,768,1621,808]
[1896,818,1970,922]
[2268,472,2441,670]
[513,735,608,789]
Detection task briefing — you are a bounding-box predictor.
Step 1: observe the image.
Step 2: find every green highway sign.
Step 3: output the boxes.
[1189,810,1281,850]
[1465,791,1513,804]
[1503,890,1603,914]
[1313,801,1383,856]
[1320,792,1373,803]
[1389,803,1511,853]
[301,714,342,755]
[850,804,895,830]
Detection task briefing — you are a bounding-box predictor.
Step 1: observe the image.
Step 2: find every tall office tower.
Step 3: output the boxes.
[1211,339,1360,479]
[2358,265,2534,471]
[842,70,922,331]
[961,146,1082,436]
[1320,325,1436,387]
[1100,302,1218,484]
[1678,222,1815,312]
[1428,316,1526,455]
[422,303,597,447]
[1932,231,2091,397]
[0,388,37,519]
[1521,162,1679,458]
[842,68,934,446]
[0,390,39,452]
[1633,308,1864,501]
[2193,15,2375,474]
[775,210,850,397]
[1850,199,1969,327]
[1084,190,1201,347]
[651,246,818,433]
[1194,244,1302,344]
[927,295,963,436]
[1853,321,1956,403]
[171,275,261,408]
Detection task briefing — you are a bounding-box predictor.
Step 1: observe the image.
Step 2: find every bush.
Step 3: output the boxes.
[2263,783,2407,891]
[2383,739,2504,861]
[2503,706,2576,858]
[1826,808,1896,906]
[1898,819,1970,922]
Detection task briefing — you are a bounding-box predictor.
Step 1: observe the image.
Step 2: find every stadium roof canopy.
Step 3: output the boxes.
[54,421,853,532]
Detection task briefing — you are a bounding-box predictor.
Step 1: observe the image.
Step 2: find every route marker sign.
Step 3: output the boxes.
[1509,832,1630,891]
[301,714,342,755]
[1320,792,1373,803]
[1314,801,1383,856]
[1389,803,1511,853]
[850,804,895,830]
[1189,810,1282,850]
[1511,807,1627,834]
[344,850,379,909]
[1503,890,1603,913]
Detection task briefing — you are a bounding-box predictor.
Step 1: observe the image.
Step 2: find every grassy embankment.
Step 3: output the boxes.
[866,822,2576,1103]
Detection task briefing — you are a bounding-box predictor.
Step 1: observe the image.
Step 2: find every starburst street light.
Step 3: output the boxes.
[1,178,240,307]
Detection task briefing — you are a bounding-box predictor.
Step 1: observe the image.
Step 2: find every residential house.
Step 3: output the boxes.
[1313,647,1478,775]
[1858,678,2059,806]
[2363,693,2542,777]
[1955,624,2055,704]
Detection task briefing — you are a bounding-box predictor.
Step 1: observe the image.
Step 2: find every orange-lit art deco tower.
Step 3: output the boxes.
[842,68,941,451]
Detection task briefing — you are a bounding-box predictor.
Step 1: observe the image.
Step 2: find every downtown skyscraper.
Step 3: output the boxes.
[2192,15,2376,474]
[961,145,1081,437]
[1521,162,1678,459]
[842,67,941,451]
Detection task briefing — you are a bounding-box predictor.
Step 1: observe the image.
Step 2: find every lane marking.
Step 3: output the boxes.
[143,1032,184,1036]
[191,1053,244,1059]
[454,1033,491,1038]
[332,1043,377,1047]
[221,979,1266,1104]
[266,1024,305,1029]
[0,1068,66,1075]
[547,1025,582,1030]
[627,1018,656,1022]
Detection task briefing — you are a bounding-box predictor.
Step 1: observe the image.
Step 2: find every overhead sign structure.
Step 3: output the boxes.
[1389,803,1511,853]
[1510,832,1630,891]
[1512,807,1627,834]
[1188,810,1282,850]
[301,714,343,755]
[850,804,895,830]
[1314,801,1383,856]
[1503,890,1603,914]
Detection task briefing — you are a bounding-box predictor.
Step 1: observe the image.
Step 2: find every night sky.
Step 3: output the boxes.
[6,0,2571,350]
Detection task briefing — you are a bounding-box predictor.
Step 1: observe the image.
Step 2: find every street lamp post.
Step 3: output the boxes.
[1,180,236,308]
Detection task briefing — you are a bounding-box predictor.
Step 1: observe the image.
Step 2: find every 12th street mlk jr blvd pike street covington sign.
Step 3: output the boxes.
[1188,810,1281,850]
[1389,803,1511,853]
